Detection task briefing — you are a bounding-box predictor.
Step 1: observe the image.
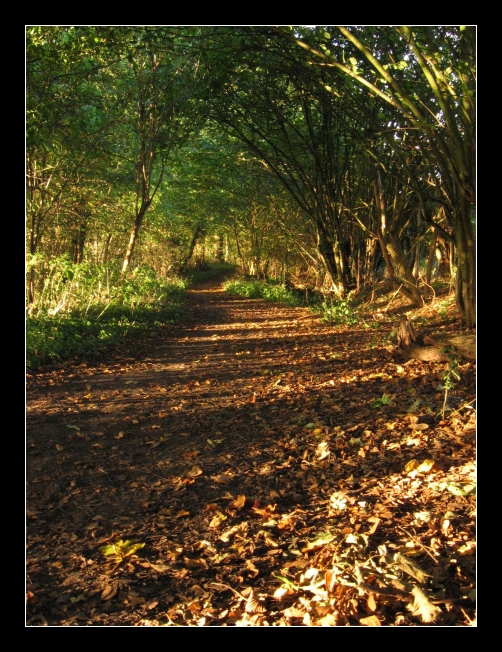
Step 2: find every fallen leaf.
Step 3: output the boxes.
[416,459,435,473]
[209,512,226,528]
[232,495,246,509]
[284,606,305,618]
[184,557,207,569]
[176,510,190,519]
[394,553,432,583]
[367,593,377,612]
[408,586,442,623]
[101,584,118,601]
[183,451,200,460]
[360,615,381,626]
[186,465,203,478]
[317,613,338,626]
[211,473,232,484]
[457,541,476,556]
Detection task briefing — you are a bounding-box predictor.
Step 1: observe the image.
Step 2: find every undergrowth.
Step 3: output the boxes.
[224,278,361,327]
[26,257,233,370]
[223,278,303,307]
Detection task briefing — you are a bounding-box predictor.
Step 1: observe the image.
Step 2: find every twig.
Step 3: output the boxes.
[383,284,403,313]
[357,581,412,602]
[448,398,476,419]
[208,582,248,602]
[397,526,439,564]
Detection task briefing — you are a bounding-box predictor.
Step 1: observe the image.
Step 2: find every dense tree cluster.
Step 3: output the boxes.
[26,26,476,326]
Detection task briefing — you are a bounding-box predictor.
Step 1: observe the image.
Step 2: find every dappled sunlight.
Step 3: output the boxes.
[26,280,475,626]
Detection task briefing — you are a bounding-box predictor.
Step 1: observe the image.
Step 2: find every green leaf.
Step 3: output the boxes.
[99,543,119,556]
[305,423,316,429]
[446,482,476,497]
[324,31,331,39]
[122,542,145,556]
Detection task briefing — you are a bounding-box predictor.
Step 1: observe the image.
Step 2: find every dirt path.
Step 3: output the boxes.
[26,277,476,626]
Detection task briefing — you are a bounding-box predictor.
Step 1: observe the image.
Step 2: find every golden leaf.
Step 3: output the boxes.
[186,465,203,478]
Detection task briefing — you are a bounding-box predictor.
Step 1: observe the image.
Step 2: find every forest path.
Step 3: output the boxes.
[26,276,476,626]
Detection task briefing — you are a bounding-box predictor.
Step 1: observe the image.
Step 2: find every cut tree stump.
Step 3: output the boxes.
[394,315,476,362]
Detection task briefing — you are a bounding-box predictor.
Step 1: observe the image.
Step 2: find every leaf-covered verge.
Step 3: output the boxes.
[26,277,475,626]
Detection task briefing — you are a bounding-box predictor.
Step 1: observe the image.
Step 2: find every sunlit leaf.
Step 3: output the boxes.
[186,465,203,478]
[408,586,441,623]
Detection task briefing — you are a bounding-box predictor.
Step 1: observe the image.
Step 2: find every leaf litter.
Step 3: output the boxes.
[26,276,476,626]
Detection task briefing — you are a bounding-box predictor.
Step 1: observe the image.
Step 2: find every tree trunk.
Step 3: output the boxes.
[453,197,476,328]
[374,171,422,306]
[122,205,148,275]
[413,206,421,279]
[179,224,205,272]
[316,223,344,295]
[72,203,87,264]
[103,234,112,265]
[425,228,438,285]
[215,234,224,263]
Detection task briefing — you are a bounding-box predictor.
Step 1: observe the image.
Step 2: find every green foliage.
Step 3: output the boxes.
[320,299,359,326]
[371,393,392,408]
[440,348,461,419]
[223,278,303,306]
[182,263,236,284]
[26,261,188,369]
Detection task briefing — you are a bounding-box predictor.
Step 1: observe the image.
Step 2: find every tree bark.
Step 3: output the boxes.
[122,204,149,275]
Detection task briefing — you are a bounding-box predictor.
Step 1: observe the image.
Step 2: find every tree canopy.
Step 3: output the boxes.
[26,26,476,326]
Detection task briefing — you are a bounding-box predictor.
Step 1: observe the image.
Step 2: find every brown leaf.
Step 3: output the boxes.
[232,494,247,509]
[101,583,118,601]
[408,586,442,623]
[284,606,306,618]
[360,615,381,626]
[245,591,266,613]
[183,451,200,460]
[183,557,207,569]
[186,465,203,478]
[211,473,232,484]
[316,613,338,626]
[394,553,432,583]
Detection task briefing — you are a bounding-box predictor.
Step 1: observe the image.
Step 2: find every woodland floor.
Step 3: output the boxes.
[26,275,476,626]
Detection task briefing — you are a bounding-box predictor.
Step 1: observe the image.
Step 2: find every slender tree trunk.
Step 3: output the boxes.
[413,205,421,279]
[316,222,344,295]
[425,228,438,285]
[215,234,224,262]
[454,197,476,328]
[122,205,148,275]
[179,224,205,271]
[72,204,87,264]
[103,234,112,265]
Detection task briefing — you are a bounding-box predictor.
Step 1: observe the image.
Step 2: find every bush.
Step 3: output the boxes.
[26,262,189,369]
[223,279,303,306]
[320,299,359,326]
